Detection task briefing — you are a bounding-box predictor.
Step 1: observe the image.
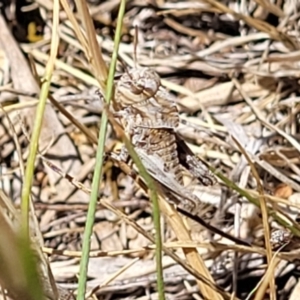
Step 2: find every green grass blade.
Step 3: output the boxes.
[21,0,60,239]
[76,1,126,299]
[0,203,44,300]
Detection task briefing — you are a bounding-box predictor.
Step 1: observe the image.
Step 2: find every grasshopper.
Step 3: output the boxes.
[113,65,216,212]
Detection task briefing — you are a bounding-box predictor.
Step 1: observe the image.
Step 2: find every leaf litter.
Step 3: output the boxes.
[1,0,300,299]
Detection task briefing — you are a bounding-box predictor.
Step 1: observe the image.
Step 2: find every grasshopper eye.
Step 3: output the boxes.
[129,76,160,97]
[130,81,144,94]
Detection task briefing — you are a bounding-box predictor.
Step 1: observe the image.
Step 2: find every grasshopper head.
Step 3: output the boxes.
[116,68,161,108]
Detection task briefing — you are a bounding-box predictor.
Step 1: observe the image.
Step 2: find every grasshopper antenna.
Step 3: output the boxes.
[119,25,139,80]
[116,25,139,81]
[133,25,138,68]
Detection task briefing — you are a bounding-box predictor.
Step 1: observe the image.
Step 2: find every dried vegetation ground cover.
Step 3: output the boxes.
[1,0,300,299]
